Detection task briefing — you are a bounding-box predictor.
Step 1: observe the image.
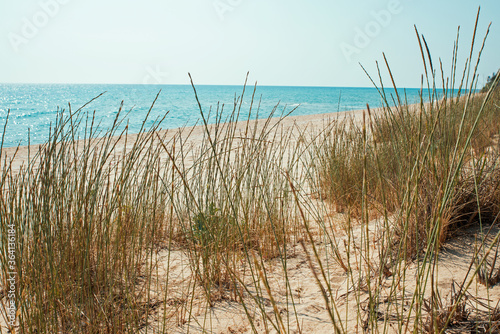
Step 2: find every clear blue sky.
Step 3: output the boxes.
[1,0,498,88]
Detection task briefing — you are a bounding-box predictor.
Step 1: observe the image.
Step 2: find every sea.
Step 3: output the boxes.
[0,84,427,148]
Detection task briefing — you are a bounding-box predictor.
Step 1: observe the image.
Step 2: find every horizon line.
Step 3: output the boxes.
[0,82,430,90]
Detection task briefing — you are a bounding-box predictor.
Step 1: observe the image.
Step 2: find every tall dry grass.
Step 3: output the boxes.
[0,76,309,333]
[307,9,500,333]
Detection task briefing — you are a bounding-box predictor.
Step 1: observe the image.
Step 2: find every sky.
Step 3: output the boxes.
[0,0,499,88]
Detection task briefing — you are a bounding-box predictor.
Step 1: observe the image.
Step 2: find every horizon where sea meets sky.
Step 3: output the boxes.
[0,83,444,148]
[0,0,499,88]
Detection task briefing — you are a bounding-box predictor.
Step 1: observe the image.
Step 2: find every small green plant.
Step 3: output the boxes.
[189,202,237,302]
[192,203,231,245]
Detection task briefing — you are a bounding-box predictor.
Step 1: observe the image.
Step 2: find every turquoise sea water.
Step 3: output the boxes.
[0,84,426,148]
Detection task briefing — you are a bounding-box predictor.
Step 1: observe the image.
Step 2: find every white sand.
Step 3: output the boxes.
[3,102,499,333]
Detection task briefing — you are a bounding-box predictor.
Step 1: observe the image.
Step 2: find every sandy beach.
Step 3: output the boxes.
[0,105,373,172]
[2,92,500,333]
[2,98,500,333]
